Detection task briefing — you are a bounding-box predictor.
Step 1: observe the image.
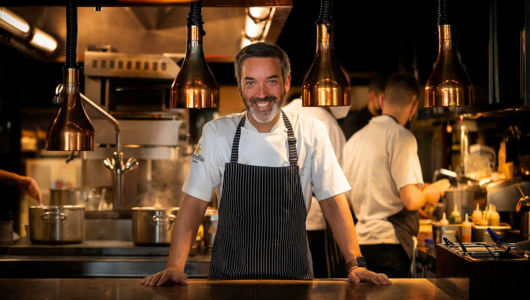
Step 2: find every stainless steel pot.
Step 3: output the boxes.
[132,207,178,245]
[50,186,113,210]
[443,187,479,219]
[29,205,85,244]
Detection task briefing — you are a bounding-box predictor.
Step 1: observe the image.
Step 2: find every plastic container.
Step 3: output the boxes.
[489,205,500,226]
[449,205,462,224]
[462,213,472,243]
[440,213,449,226]
[473,223,511,244]
[425,238,435,249]
[471,204,482,225]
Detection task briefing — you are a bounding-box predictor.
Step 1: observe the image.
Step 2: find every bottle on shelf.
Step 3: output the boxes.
[440,212,449,226]
[472,204,482,224]
[489,205,500,226]
[449,205,462,224]
[461,213,472,243]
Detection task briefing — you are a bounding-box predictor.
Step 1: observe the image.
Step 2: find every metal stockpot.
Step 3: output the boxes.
[29,205,85,244]
[50,186,113,210]
[132,207,178,245]
[443,187,477,219]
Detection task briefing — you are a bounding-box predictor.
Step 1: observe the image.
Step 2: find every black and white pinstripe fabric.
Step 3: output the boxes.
[210,111,313,280]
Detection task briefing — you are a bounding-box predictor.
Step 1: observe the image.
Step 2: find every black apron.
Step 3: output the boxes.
[209,111,313,280]
[383,114,420,260]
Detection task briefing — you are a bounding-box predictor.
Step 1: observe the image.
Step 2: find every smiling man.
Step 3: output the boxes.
[141,43,390,286]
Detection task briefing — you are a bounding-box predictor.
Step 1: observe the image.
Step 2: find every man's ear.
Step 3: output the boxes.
[410,99,419,117]
[284,74,291,94]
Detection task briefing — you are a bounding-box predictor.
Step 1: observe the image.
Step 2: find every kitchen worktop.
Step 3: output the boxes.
[0,245,211,278]
[0,278,461,300]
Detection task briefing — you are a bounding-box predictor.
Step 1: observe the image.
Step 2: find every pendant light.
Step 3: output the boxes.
[46,0,94,151]
[425,0,473,107]
[170,0,219,109]
[302,0,350,107]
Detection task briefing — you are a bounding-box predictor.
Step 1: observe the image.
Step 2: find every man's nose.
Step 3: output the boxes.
[255,82,269,98]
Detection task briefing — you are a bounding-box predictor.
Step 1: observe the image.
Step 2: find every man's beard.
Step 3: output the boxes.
[245,95,284,124]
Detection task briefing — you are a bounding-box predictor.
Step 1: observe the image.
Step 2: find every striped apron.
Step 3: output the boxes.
[209,111,313,280]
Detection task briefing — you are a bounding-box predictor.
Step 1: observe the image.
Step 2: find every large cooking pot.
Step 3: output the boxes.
[50,186,113,210]
[29,205,85,244]
[132,207,179,245]
[443,186,486,219]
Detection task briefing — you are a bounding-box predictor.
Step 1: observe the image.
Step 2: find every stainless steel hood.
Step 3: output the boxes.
[2,1,292,62]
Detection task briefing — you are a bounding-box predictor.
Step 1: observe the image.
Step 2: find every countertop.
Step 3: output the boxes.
[0,247,211,278]
[0,278,460,300]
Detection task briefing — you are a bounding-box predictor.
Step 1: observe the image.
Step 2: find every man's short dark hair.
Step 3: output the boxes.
[384,73,420,107]
[368,72,392,95]
[234,42,291,86]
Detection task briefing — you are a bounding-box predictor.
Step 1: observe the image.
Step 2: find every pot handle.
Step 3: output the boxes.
[41,212,67,223]
[152,215,176,224]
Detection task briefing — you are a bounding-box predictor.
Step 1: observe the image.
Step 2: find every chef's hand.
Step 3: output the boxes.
[347,267,392,285]
[140,267,187,287]
[423,183,443,208]
[15,176,42,204]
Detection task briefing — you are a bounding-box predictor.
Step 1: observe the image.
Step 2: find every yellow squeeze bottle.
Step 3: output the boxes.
[472,204,482,225]
[440,213,449,226]
[461,214,472,243]
[489,205,500,226]
[449,205,462,224]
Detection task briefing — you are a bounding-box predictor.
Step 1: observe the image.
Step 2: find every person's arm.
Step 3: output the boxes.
[0,170,42,204]
[140,193,209,286]
[400,184,442,211]
[319,194,391,285]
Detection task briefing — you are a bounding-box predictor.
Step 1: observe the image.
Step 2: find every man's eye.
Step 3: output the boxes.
[268,80,278,84]
[245,82,255,86]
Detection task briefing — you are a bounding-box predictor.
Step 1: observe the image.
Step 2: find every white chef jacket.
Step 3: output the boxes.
[283,99,347,230]
[182,111,351,211]
[342,115,424,245]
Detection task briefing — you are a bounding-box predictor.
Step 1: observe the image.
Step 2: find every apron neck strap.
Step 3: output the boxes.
[230,111,298,165]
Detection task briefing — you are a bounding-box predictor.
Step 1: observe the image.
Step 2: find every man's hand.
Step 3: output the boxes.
[16,176,42,204]
[423,189,443,208]
[140,267,187,287]
[347,267,392,285]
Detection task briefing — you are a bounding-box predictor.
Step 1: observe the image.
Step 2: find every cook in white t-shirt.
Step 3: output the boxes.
[343,115,423,245]
[342,74,441,278]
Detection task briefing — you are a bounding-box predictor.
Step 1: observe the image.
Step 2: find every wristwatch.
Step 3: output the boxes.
[346,257,367,271]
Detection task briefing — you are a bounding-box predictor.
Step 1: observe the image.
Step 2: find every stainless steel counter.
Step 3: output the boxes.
[0,241,210,278]
[0,278,460,300]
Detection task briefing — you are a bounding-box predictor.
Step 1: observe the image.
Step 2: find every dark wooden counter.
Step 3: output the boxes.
[0,278,458,300]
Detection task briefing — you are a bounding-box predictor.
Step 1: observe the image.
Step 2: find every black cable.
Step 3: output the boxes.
[187,0,206,36]
[438,0,451,25]
[65,0,78,69]
[316,0,333,33]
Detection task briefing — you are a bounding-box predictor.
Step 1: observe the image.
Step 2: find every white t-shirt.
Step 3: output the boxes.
[283,99,347,230]
[182,111,351,211]
[342,115,424,245]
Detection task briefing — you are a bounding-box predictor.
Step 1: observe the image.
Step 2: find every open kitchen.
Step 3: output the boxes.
[1,0,530,299]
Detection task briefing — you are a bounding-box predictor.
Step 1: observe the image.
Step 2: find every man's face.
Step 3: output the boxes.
[239,57,290,124]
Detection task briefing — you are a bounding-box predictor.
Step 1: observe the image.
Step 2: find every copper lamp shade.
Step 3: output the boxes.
[46,69,95,151]
[171,1,218,109]
[425,0,473,107]
[46,0,94,151]
[170,25,219,109]
[302,1,350,107]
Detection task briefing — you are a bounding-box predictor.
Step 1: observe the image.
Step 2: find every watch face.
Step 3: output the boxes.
[357,256,367,268]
